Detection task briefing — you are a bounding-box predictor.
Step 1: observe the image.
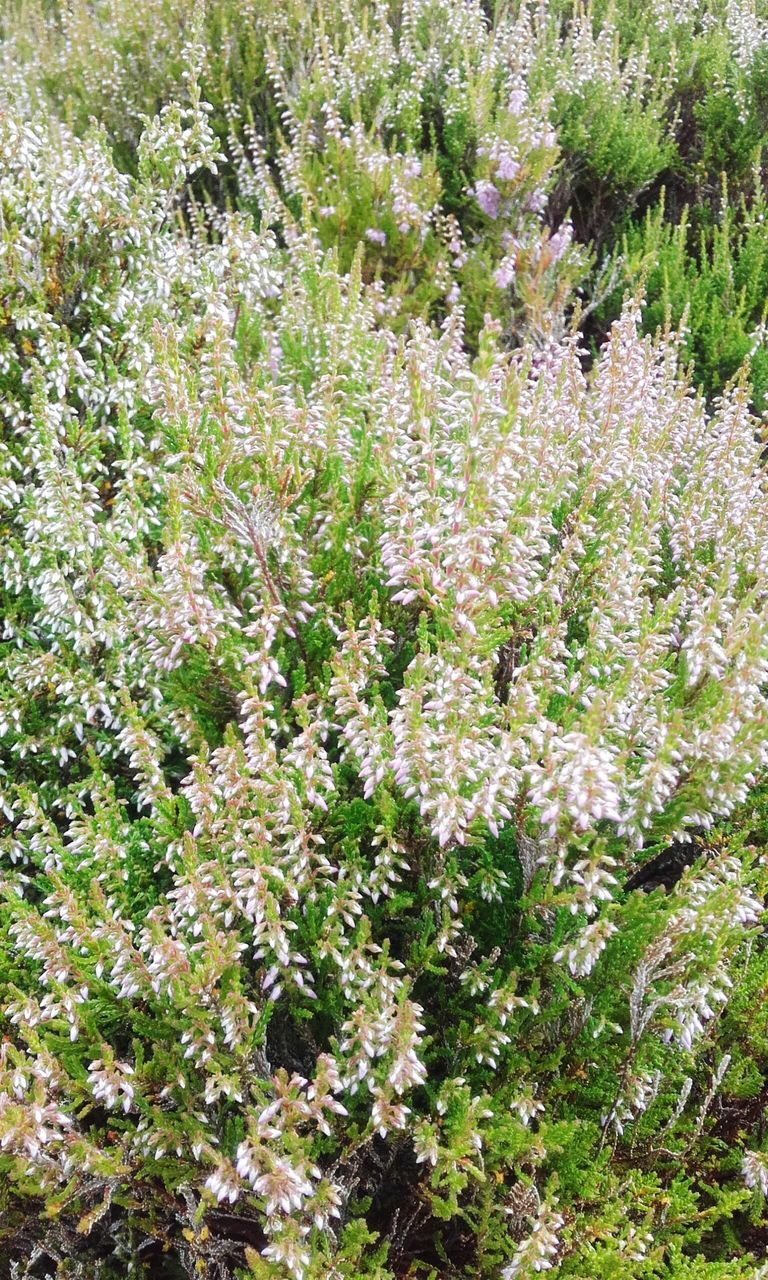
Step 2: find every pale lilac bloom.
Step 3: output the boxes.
[508,87,527,115]
[494,259,515,288]
[495,152,520,181]
[474,180,501,219]
[547,223,573,264]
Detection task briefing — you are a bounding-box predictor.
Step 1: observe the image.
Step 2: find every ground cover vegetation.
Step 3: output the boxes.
[3,1,768,1278]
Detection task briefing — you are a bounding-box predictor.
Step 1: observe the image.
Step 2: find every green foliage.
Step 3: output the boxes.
[601,175,768,408]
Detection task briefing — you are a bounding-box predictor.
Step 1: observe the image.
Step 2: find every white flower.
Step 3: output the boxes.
[743,1150,768,1195]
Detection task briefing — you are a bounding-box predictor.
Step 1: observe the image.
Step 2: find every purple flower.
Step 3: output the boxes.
[526,190,547,214]
[494,259,515,289]
[474,180,501,219]
[508,87,527,116]
[547,223,572,264]
[365,228,387,246]
[495,152,520,182]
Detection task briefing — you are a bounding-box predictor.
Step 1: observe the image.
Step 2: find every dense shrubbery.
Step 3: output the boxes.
[3,3,768,1279]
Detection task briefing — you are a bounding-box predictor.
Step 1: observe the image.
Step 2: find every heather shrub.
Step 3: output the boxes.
[2,83,768,1279]
[0,0,208,155]
[597,174,768,409]
[11,0,768,352]
[10,0,768,373]
[541,7,676,241]
[0,0,592,346]
[222,0,593,344]
[4,3,768,1278]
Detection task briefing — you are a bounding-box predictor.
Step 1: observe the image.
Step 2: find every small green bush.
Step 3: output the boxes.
[600,175,768,408]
